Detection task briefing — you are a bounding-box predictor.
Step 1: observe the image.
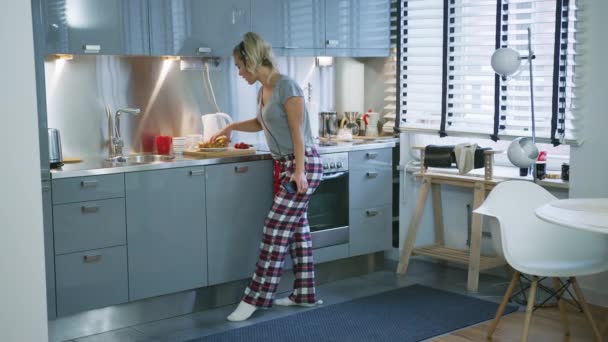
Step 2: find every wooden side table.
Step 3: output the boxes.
[396,148,505,292]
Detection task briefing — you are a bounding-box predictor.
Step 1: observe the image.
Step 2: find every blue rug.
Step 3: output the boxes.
[191,284,517,342]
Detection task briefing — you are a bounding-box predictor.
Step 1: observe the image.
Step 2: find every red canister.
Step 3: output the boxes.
[155,136,172,155]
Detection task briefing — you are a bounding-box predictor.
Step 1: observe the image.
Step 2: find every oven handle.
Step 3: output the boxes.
[321,171,347,181]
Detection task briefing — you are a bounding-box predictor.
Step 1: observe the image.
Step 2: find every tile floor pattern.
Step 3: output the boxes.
[59,260,516,342]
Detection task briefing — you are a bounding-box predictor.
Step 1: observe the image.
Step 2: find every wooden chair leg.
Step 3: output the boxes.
[571,277,602,342]
[552,278,570,336]
[487,270,520,338]
[521,277,538,342]
[396,178,430,274]
[467,182,485,292]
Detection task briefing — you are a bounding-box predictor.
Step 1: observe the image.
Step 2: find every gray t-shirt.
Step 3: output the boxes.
[256,75,315,158]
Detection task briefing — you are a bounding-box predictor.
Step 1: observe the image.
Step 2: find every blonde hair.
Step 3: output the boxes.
[234,32,277,74]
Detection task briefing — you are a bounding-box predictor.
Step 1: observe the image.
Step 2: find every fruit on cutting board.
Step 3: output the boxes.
[234,142,250,149]
[198,135,228,148]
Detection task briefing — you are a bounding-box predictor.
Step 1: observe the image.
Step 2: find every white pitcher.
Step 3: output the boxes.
[201,113,233,141]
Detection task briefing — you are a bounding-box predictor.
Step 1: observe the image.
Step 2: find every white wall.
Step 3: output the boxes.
[0,1,49,341]
[569,0,608,307]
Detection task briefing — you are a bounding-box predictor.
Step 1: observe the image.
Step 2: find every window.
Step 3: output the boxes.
[398,0,579,145]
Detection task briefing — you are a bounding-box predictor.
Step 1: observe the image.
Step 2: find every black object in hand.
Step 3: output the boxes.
[282,181,298,194]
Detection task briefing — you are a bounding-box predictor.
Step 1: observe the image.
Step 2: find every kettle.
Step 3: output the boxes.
[201,113,233,141]
[48,128,63,169]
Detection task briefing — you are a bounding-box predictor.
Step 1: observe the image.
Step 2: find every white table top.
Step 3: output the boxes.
[535,198,608,234]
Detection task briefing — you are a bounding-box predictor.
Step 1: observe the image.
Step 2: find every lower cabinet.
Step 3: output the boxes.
[126,167,207,301]
[55,246,128,316]
[349,205,392,256]
[205,160,273,285]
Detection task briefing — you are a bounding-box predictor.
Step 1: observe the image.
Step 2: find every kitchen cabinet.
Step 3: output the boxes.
[324,0,391,56]
[206,160,273,285]
[126,167,207,301]
[348,148,393,256]
[55,246,128,316]
[252,0,389,57]
[251,0,326,56]
[41,182,56,319]
[149,0,251,56]
[43,0,149,55]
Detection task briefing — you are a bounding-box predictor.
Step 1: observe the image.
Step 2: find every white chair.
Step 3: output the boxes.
[474,180,608,342]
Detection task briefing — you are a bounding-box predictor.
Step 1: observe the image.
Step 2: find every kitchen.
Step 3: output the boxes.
[2,0,608,342]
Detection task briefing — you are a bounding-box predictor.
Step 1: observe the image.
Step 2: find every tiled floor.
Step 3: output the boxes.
[64,260,515,342]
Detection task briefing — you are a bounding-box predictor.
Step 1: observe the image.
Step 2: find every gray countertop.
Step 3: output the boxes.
[50,138,398,179]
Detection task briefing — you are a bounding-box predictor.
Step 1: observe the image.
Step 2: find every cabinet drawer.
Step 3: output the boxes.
[52,174,124,204]
[55,245,128,316]
[349,205,392,257]
[349,168,392,209]
[54,198,126,254]
[348,148,392,171]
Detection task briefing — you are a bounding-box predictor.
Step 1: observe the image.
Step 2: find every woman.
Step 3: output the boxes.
[210,32,323,322]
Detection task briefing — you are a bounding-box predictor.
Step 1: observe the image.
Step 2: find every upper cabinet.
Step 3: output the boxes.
[252,0,389,57]
[324,0,390,56]
[42,0,389,57]
[252,0,325,56]
[149,0,251,57]
[43,0,150,55]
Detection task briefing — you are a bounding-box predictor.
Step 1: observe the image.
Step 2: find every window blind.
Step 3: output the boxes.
[399,0,445,132]
[398,0,580,144]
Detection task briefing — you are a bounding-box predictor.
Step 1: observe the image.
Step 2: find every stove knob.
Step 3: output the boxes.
[330,162,336,169]
[336,162,343,168]
[323,163,329,170]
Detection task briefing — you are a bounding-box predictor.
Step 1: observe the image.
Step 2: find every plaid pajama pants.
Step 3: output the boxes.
[242,147,323,308]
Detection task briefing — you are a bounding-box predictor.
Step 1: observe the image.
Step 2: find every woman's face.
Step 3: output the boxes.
[234,54,256,85]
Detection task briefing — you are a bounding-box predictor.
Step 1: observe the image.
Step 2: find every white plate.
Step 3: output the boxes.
[198,147,228,152]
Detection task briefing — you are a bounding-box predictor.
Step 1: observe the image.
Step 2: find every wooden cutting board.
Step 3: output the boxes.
[183,148,256,159]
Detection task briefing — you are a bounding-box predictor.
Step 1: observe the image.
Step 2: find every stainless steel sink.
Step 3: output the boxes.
[105,154,175,166]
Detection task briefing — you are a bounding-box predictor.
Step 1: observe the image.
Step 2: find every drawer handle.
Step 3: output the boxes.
[366,210,379,217]
[83,44,101,53]
[83,254,102,263]
[198,47,212,54]
[81,205,100,213]
[80,180,98,188]
[235,166,249,173]
[326,39,339,46]
[190,169,205,176]
[366,152,378,159]
[284,45,299,49]
[366,171,378,178]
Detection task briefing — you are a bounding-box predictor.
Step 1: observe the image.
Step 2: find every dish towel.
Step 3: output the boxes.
[454,143,478,175]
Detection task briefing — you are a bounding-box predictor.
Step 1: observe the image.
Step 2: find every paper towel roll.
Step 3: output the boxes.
[335,58,364,113]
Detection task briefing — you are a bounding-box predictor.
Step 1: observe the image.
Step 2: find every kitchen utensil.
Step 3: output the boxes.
[183,147,256,159]
[343,112,360,136]
[62,157,82,164]
[48,128,63,168]
[318,111,338,138]
[201,113,233,142]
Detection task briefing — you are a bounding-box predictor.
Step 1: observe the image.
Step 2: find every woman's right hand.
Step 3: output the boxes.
[210,125,233,142]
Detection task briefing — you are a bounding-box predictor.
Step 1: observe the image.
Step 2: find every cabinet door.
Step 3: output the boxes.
[206,160,273,285]
[282,0,325,55]
[251,0,285,50]
[149,0,251,56]
[41,182,56,319]
[126,167,207,301]
[324,0,390,56]
[349,205,392,256]
[44,0,149,55]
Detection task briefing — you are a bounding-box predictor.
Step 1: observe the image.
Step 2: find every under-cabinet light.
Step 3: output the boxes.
[161,56,181,61]
[54,54,73,60]
[316,56,333,67]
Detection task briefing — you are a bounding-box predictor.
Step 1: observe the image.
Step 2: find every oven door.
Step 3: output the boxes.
[307,171,349,249]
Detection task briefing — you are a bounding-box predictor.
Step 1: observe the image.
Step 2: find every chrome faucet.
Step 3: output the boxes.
[108,107,141,159]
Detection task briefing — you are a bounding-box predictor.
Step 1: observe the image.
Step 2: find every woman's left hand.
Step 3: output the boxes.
[291,171,308,194]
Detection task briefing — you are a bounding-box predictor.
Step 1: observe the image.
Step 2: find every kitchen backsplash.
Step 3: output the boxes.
[45,55,334,160]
